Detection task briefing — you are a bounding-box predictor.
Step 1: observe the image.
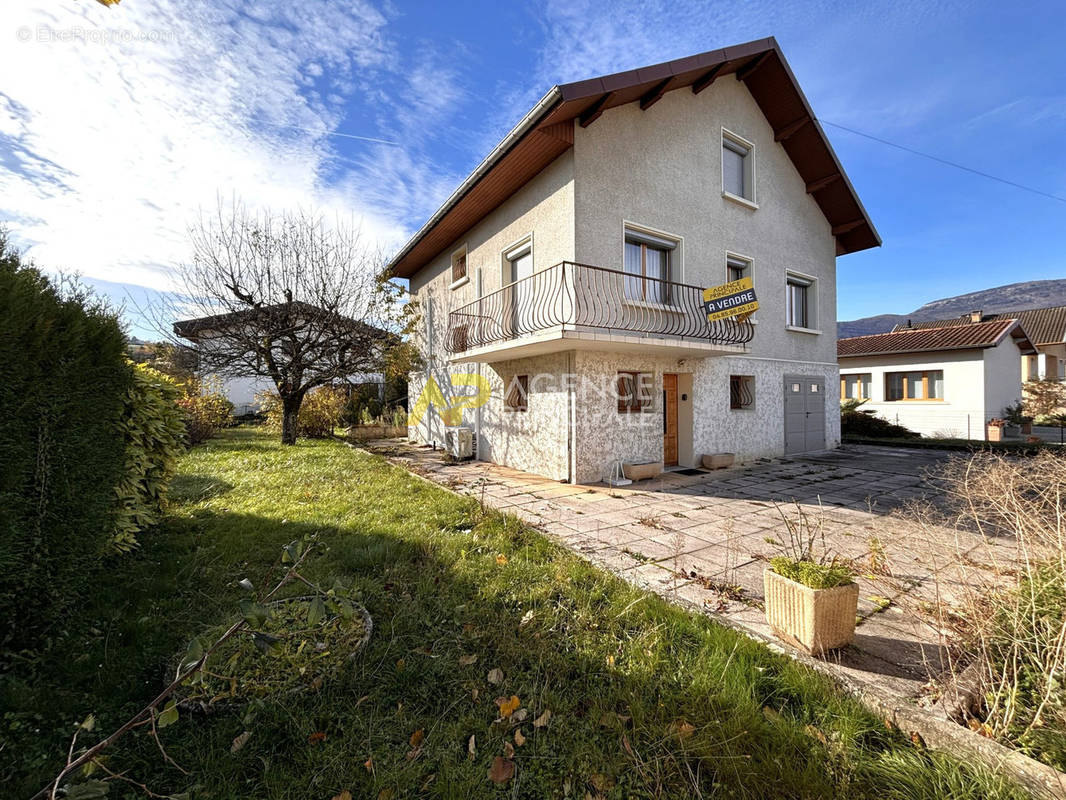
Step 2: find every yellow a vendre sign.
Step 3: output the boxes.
[702,276,758,322]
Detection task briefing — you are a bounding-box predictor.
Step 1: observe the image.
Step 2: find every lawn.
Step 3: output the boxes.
[2,428,1029,799]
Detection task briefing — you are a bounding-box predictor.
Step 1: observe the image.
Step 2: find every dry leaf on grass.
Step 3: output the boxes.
[512,707,528,722]
[495,554,508,565]
[467,734,476,760]
[487,668,504,685]
[409,729,424,748]
[668,720,695,740]
[488,756,515,784]
[364,757,374,773]
[308,731,327,745]
[459,654,477,666]
[332,792,352,800]
[231,731,252,753]
[533,709,551,728]
[514,728,526,746]
[496,695,521,718]
[503,741,515,758]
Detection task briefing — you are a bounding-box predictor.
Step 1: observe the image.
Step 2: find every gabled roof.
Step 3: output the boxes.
[174,302,387,343]
[838,319,1035,358]
[892,305,1066,346]
[388,37,879,279]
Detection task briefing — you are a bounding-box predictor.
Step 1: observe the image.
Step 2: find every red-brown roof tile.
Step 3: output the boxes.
[838,319,1020,357]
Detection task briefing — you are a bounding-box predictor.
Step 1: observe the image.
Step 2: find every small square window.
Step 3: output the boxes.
[617,371,652,413]
[722,131,755,202]
[505,374,528,412]
[727,255,751,284]
[730,375,755,410]
[451,248,467,284]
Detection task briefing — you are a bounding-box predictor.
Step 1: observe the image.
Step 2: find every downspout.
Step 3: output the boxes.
[475,267,483,461]
[567,349,574,484]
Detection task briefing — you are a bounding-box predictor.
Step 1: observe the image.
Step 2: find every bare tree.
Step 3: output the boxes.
[166,199,409,444]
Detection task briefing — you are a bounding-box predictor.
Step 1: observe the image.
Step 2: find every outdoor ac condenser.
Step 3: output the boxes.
[444,426,473,460]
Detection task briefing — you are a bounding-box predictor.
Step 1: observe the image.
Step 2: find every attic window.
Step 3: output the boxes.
[451,248,467,286]
[722,130,755,204]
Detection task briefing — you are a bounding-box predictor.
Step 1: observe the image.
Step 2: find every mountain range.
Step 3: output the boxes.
[837,279,1066,338]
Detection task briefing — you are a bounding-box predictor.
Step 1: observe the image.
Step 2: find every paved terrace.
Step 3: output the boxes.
[364,440,1023,706]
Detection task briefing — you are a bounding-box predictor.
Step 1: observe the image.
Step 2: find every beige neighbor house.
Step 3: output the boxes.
[891,306,1066,382]
[390,37,880,484]
[837,320,1036,440]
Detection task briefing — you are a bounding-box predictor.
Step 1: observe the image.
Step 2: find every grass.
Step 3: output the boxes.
[1,428,1030,799]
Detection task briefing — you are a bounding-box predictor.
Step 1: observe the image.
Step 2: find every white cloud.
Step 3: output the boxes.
[0,0,409,290]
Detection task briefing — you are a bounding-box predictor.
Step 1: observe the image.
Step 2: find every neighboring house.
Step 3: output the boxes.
[891,306,1066,382]
[174,304,385,415]
[837,320,1036,439]
[389,37,879,484]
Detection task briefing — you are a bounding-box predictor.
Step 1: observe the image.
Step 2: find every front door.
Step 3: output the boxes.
[663,373,678,466]
[784,376,825,454]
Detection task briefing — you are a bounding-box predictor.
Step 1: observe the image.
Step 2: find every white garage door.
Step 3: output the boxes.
[784,376,825,455]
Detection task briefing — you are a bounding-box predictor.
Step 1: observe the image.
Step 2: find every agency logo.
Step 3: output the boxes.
[409,373,491,427]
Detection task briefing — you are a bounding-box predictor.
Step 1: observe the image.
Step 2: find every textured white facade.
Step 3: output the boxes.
[408,76,847,483]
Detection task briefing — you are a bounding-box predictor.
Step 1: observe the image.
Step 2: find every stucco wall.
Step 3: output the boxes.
[572,77,839,368]
[984,337,1026,422]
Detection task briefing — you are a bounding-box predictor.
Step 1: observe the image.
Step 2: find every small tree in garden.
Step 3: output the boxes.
[1023,377,1066,421]
[167,199,411,445]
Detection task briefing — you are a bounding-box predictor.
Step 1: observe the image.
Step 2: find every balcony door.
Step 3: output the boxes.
[505,241,533,338]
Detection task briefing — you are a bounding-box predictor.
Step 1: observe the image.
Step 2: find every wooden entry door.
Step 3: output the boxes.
[663,373,678,466]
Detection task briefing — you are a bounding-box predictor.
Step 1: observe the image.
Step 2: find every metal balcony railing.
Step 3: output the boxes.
[445,261,754,354]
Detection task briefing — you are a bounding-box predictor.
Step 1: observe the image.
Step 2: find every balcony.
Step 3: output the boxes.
[446,261,754,363]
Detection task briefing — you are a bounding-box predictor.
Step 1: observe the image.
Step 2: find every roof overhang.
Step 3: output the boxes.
[388,37,880,280]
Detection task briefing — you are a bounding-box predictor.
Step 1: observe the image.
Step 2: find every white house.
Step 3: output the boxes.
[390,38,880,484]
[837,320,1036,439]
[173,305,385,415]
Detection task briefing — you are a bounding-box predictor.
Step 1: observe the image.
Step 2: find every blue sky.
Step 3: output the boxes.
[2,0,1064,340]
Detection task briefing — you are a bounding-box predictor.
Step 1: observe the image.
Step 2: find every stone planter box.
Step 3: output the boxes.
[701,452,735,470]
[622,460,663,481]
[763,568,859,654]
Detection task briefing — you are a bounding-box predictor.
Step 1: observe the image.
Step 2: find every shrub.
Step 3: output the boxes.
[0,238,130,647]
[111,364,186,552]
[917,453,1066,769]
[176,376,233,445]
[840,400,920,439]
[260,386,347,438]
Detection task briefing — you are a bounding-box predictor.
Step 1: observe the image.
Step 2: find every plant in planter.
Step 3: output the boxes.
[763,504,858,654]
[1003,402,1033,435]
[986,417,1006,442]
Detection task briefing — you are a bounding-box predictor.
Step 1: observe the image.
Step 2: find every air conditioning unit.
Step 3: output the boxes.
[445,426,473,460]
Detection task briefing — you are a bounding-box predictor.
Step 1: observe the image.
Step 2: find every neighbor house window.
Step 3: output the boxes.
[617,371,653,413]
[624,227,677,304]
[785,274,813,329]
[505,374,528,412]
[885,370,943,401]
[451,247,467,285]
[722,130,755,202]
[729,375,755,410]
[840,373,872,401]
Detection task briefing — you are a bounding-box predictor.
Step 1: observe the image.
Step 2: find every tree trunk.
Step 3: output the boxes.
[280,393,303,445]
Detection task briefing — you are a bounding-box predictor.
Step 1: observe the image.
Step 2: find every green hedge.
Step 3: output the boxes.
[111,364,186,552]
[0,248,131,648]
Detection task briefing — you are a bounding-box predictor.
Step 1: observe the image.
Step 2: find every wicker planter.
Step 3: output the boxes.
[622,460,663,481]
[701,452,735,470]
[763,568,858,654]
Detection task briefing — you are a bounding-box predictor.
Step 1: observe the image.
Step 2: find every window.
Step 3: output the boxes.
[722,130,755,202]
[729,375,755,410]
[624,227,677,303]
[885,370,943,401]
[451,247,467,285]
[727,254,751,283]
[840,373,871,400]
[617,371,653,413]
[785,274,812,329]
[505,374,528,412]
